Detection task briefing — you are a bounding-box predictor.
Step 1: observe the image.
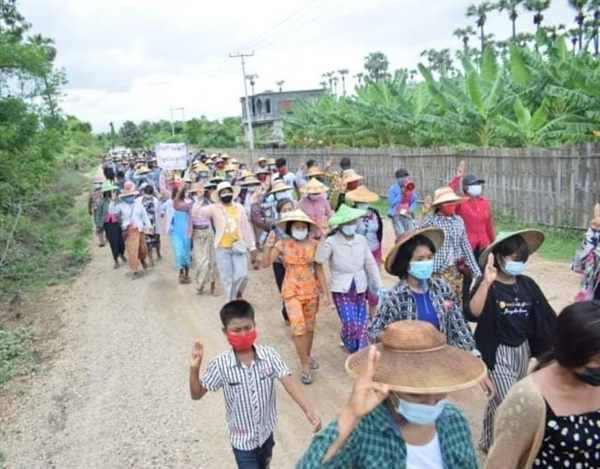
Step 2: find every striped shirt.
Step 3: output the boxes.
[200,345,291,451]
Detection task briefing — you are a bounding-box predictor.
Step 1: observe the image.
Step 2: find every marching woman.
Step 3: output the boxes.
[170,183,193,284]
[485,300,600,469]
[115,181,152,279]
[190,184,219,296]
[316,204,382,353]
[263,209,329,384]
[469,229,556,452]
[96,182,126,268]
[419,186,481,305]
[345,185,384,319]
[260,198,295,325]
[298,178,332,229]
[572,203,600,301]
[140,184,163,266]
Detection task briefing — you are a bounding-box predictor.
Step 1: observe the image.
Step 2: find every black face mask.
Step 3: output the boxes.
[220,194,233,204]
[576,367,600,386]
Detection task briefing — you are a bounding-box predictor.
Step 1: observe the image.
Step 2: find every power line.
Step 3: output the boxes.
[237,0,316,52]
[254,0,348,52]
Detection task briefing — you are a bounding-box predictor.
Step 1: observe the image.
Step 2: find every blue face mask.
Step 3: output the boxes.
[502,260,526,276]
[408,260,434,280]
[123,196,135,204]
[341,225,357,236]
[291,229,308,241]
[394,396,448,424]
[466,185,483,197]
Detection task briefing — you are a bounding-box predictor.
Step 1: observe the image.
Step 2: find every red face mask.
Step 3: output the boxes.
[439,204,456,216]
[346,181,359,191]
[226,330,257,351]
[277,167,286,176]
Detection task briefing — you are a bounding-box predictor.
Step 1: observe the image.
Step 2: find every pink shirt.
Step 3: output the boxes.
[298,195,332,225]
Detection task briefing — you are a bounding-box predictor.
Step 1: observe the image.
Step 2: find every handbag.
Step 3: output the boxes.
[231,240,248,255]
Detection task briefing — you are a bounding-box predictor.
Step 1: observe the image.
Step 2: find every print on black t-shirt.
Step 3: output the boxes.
[494,279,533,347]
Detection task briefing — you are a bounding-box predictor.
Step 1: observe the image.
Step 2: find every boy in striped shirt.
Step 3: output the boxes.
[189,300,322,469]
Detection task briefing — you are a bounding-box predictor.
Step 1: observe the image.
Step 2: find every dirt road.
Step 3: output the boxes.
[0,220,581,468]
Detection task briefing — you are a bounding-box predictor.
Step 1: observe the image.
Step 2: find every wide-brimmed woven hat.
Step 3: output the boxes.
[221,153,230,160]
[118,181,139,197]
[384,228,445,275]
[346,321,487,393]
[257,156,267,163]
[267,158,276,165]
[230,158,240,165]
[479,229,545,268]
[275,209,318,228]
[136,166,151,175]
[238,169,254,180]
[328,204,367,227]
[224,163,237,172]
[240,176,261,186]
[192,162,209,173]
[307,166,325,177]
[342,169,364,184]
[209,176,224,184]
[302,178,328,195]
[101,182,118,193]
[211,181,241,203]
[431,186,466,206]
[346,186,380,204]
[254,167,270,176]
[269,180,292,194]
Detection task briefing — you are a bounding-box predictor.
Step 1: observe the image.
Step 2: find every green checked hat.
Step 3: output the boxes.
[328,204,367,227]
[479,229,545,268]
[101,182,118,193]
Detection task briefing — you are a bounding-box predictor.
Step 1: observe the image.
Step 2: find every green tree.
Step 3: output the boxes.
[568,0,589,51]
[524,0,552,32]
[466,2,495,53]
[118,121,143,148]
[496,0,524,39]
[363,51,389,81]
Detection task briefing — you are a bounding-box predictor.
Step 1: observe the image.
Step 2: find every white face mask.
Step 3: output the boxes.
[291,229,308,241]
[466,185,483,197]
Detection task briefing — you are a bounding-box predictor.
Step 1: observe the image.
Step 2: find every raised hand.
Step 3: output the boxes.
[456,160,466,178]
[483,253,498,284]
[265,230,277,249]
[190,340,204,368]
[345,346,389,418]
[422,195,433,214]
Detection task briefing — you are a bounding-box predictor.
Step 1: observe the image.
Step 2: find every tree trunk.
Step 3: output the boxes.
[480,24,485,54]
[512,19,516,40]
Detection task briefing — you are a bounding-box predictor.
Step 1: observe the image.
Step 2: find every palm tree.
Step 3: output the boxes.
[28,33,57,62]
[466,2,494,53]
[496,0,524,39]
[453,26,476,53]
[319,80,328,90]
[569,0,589,51]
[332,76,339,96]
[354,72,364,85]
[589,0,600,55]
[524,0,552,32]
[245,74,258,96]
[325,71,335,90]
[568,28,581,55]
[541,23,566,41]
[276,80,285,92]
[364,51,390,81]
[337,69,349,95]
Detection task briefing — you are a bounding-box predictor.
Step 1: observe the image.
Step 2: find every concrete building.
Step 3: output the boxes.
[240,88,325,147]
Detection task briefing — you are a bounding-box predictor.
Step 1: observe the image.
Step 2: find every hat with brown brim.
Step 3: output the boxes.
[345,321,487,393]
[269,180,292,194]
[346,186,380,204]
[118,181,139,197]
[478,229,545,268]
[211,181,241,204]
[274,209,318,229]
[343,169,364,184]
[240,176,261,187]
[221,153,230,160]
[431,186,467,206]
[301,178,328,195]
[238,169,253,180]
[307,166,325,177]
[224,163,237,172]
[384,228,445,275]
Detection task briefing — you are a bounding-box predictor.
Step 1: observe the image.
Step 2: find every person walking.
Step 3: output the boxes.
[170,183,193,284]
[388,168,418,237]
[469,229,557,452]
[449,161,496,308]
[191,184,219,296]
[115,181,152,279]
[316,204,382,353]
[297,178,332,231]
[140,184,163,266]
[96,182,126,268]
[89,177,106,247]
[263,209,329,384]
[195,182,256,302]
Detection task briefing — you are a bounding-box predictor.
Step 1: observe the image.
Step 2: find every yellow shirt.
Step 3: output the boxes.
[218,204,239,248]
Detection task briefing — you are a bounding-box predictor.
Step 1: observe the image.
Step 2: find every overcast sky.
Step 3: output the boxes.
[20,0,573,132]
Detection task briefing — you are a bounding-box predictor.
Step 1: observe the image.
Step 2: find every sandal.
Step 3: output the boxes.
[183,276,192,284]
[309,358,320,370]
[300,372,313,385]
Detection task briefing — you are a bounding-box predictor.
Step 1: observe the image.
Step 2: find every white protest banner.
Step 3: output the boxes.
[155,142,188,170]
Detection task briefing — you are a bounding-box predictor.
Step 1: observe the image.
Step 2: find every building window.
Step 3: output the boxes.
[265,98,271,114]
[256,98,263,115]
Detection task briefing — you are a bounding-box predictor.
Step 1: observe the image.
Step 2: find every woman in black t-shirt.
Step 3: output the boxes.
[469,229,557,452]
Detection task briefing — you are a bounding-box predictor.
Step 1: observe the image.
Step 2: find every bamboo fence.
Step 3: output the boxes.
[208,144,600,229]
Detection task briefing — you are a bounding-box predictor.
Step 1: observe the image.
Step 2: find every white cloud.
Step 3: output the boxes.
[19,0,574,132]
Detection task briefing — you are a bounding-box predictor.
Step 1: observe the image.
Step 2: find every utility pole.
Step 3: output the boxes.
[229,51,255,157]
